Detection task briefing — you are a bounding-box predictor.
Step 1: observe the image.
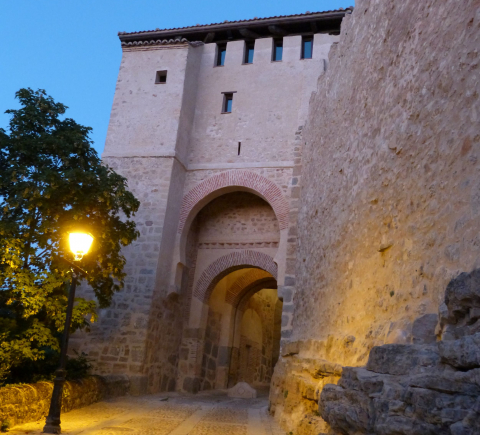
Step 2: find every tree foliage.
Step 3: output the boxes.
[0,88,139,384]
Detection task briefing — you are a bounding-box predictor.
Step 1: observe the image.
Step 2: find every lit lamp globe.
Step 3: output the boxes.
[69,232,94,261]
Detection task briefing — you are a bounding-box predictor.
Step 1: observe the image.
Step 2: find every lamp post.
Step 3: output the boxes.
[43,232,94,434]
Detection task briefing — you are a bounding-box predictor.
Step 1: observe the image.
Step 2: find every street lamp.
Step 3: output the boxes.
[43,232,94,434]
[68,233,94,261]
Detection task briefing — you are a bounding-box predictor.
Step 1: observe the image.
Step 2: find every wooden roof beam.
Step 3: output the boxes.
[268,25,288,36]
[239,28,260,39]
[204,32,215,43]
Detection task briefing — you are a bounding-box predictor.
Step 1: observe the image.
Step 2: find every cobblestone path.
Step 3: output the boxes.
[11,391,285,435]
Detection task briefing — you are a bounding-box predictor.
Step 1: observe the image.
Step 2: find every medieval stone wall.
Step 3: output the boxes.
[297,0,480,362]
[196,191,280,244]
[270,0,480,433]
[144,159,187,393]
[200,309,222,390]
[71,156,177,391]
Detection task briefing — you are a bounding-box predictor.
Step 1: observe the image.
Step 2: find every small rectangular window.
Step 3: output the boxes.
[216,43,227,66]
[301,36,313,59]
[222,93,233,113]
[244,41,255,64]
[155,70,167,84]
[272,39,283,62]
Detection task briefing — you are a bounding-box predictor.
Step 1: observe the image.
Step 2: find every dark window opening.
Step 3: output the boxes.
[223,93,233,113]
[155,70,167,84]
[302,36,313,59]
[244,41,255,64]
[216,43,227,66]
[238,141,241,155]
[272,39,283,61]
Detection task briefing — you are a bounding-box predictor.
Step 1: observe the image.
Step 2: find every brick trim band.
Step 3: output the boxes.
[193,250,278,302]
[178,170,289,234]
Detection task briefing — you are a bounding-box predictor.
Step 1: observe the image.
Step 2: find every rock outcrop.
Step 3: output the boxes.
[319,270,480,435]
[269,340,344,434]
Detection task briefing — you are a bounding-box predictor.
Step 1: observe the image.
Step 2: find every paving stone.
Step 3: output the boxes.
[202,408,248,424]
[189,422,247,435]
[10,391,282,435]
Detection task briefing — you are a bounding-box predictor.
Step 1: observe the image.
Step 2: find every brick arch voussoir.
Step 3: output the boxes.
[193,250,278,303]
[178,170,289,235]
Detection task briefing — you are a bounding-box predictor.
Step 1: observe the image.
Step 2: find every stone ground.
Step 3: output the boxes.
[11,390,285,435]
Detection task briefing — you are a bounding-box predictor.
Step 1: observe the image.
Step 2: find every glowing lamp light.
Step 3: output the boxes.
[69,232,94,261]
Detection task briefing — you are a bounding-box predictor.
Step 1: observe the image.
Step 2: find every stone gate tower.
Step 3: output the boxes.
[72,8,351,394]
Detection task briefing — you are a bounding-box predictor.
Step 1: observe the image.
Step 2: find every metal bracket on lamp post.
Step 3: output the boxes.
[43,258,87,434]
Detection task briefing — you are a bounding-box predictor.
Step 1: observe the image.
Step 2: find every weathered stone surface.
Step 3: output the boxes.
[408,372,480,396]
[319,384,373,434]
[320,368,480,435]
[227,382,257,398]
[269,349,340,434]
[443,270,480,326]
[439,333,480,370]
[281,341,300,357]
[366,344,440,375]
[412,314,438,344]
[439,271,480,345]
[338,367,387,395]
[318,269,480,434]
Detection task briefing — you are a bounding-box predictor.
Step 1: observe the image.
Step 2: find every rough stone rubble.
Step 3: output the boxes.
[320,270,480,435]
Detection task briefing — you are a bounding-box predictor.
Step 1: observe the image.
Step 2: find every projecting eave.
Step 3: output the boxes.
[118,8,352,45]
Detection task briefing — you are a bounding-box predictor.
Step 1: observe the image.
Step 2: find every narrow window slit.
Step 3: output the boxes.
[216,43,227,66]
[238,142,241,155]
[222,93,233,113]
[272,39,283,61]
[155,70,167,84]
[244,41,255,64]
[301,36,313,59]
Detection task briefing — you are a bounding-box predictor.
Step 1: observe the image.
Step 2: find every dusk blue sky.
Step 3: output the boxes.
[1,0,353,155]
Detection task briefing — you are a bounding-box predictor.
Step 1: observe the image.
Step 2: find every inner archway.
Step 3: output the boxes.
[201,267,282,390]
